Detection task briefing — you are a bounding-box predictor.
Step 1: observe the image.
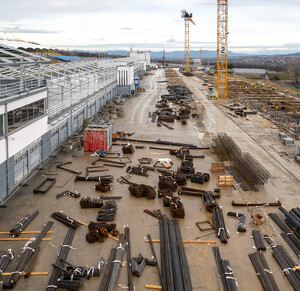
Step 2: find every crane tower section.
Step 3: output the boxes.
[217,0,228,99]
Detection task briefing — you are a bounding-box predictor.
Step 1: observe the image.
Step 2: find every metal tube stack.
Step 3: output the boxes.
[9,210,39,237]
[159,217,192,291]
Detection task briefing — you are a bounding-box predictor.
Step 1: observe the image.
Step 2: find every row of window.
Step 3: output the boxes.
[7,99,45,133]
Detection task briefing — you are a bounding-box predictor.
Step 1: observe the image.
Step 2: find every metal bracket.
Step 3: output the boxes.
[195,221,214,231]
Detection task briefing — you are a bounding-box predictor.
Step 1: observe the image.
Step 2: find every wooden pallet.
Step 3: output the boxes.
[211,162,225,173]
[217,175,233,187]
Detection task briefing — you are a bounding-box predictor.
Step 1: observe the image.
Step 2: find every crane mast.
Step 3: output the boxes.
[217,0,228,99]
[181,10,195,74]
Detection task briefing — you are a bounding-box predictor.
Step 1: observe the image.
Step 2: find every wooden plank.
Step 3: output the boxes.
[0,231,54,234]
[2,272,48,276]
[0,238,51,241]
[145,239,216,244]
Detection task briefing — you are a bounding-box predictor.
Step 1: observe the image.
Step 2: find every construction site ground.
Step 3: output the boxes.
[1,68,300,291]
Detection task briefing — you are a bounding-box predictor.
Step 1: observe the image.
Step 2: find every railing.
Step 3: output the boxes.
[0,79,46,99]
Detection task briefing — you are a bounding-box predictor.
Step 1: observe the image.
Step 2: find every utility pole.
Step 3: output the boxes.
[199,49,203,67]
[163,49,165,66]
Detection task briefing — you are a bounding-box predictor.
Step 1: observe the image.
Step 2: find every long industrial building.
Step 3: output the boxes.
[0,44,150,203]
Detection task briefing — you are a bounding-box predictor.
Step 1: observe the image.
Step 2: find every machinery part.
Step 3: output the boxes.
[252,213,265,225]
[33,178,56,194]
[72,148,84,157]
[61,143,75,153]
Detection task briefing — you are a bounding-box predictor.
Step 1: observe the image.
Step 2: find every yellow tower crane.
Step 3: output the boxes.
[181,9,195,74]
[199,49,203,67]
[217,0,228,99]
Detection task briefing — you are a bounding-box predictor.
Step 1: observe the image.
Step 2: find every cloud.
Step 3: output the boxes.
[167,37,176,43]
[0,26,59,34]
[118,27,133,30]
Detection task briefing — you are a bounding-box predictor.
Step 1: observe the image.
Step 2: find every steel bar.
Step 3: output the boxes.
[46,227,76,291]
[24,246,40,278]
[98,247,116,291]
[252,230,266,251]
[0,249,13,277]
[56,162,81,174]
[232,200,281,207]
[33,178,56,194]
[75,175,113,182]
[106,234,126,291]
[227,212,246,232]
[114,137,209,149]
[50,212,81,229]
[147,234,165,291]
[10,210,39,237]
[3,221,53,289]
[125,227,134,291]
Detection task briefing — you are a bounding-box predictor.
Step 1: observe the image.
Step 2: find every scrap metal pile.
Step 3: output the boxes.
[212,133,270,191]
[150,85,198,126]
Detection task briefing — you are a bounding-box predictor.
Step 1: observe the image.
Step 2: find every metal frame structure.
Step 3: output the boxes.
[217,0,228,99]
[181,10,195,74]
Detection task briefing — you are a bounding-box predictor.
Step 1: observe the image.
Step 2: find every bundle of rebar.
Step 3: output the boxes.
[95,181,112,192]
[128,184,156,199]
[0,249,14,277]
[126,165,148,176]
[97,201,117,221]
[212,246,238,291]
[212,133,270,191]
[125,227,134,291]
[46,227,76,291]
[160,217,193,290]
[252,230,266,251]
[213,207,230,244]
[3,221,53,289]
[106,234,126,291]
[202,192,218,212]
[80,197,104,208]
[264,235,300,290]
[227,212,246,232]
[248,252,279,291]
[51,212,81,228]
[86,222,118,243]
[279,206,300,237]
[144,209,162,220]
[269,212,300,258]
[75,175,113,182]
[9,210,39,237]
[158,175,177,192]
[163,196,185,218]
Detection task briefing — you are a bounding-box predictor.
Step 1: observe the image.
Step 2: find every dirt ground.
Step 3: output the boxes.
[0,68,299,291]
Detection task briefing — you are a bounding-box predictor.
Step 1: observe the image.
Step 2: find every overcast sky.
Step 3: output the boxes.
[0,0,299,53]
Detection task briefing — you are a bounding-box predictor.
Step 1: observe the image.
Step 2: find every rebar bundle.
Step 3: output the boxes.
[212,133,270,191]
[227,212,246,232]
[46,227,76,291]
[159,218,192,291]
[158,175,177,192]
[0,249,14,277]
[3,221,53,289]
[252,230,266,251]
[264,236,300,290]
[212,246,238,291]
[128,184,156,199]
[86,222,118,243]
[9,210,39,237]
[125,227,134,291]
[269,212,300,258]
[163,196,185,218]
[248,252,279,291]
[97,201,117,221]
[279,206,300,235]
[213,207,230,244]
[202,192,218,212]
[106,234,126,291]
[80,197,104,208]
[51,212,81,228]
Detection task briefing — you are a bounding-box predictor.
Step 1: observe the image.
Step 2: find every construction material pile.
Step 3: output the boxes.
[9,211,39,237]
[212,133,270,191]
[86,222,118,243]
[80,197,103,208]
[128,183,156,199]
[97,201,117,221]
[159,218,193,290]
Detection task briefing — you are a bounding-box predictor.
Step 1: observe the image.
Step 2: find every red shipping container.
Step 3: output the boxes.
[84,127,110,151]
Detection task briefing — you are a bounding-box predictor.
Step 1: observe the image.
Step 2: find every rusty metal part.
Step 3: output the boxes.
[138,158,153,164]
[231,200,282,207]
[116,175,132,184]
[56,162,81,174]
[252,213,265,225]
[119,157,131,163]
[33,178,56,194]
[86,166,108,175]
[195,221,214,231]
[178,187,221,199]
